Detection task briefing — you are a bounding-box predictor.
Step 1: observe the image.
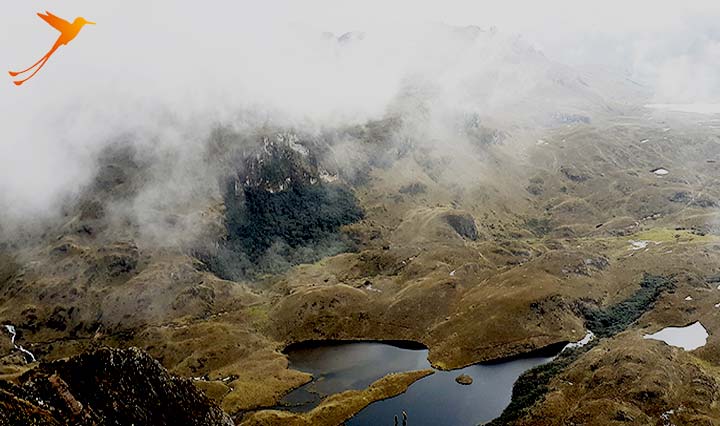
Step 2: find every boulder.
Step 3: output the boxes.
[455,374,473,385]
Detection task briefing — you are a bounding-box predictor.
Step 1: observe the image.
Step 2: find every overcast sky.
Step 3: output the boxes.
[1,1,720,231]
[2,1,719,109]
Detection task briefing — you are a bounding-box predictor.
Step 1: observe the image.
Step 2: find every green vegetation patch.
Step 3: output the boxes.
[488,273,675,425]
[582,274,675,338]
[227,184,363,261]
[204,182,363,280]
[488,345,589,426]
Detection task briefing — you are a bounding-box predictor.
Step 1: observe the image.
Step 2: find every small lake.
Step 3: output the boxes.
[643,321,708,351]
[278,340,561,426]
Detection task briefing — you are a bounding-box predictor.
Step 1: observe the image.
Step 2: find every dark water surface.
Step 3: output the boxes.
[279,340,557,426]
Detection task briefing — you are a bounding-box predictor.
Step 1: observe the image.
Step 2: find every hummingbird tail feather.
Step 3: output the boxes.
[12,55,50,86]
[10,47,56,77]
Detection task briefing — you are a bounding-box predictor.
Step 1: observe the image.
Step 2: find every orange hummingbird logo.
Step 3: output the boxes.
[9,11,95,86]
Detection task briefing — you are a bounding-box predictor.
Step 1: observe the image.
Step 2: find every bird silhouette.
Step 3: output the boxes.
[9,11,95,86]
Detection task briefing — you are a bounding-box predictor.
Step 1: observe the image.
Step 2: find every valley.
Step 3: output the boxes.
[3,104,720,425]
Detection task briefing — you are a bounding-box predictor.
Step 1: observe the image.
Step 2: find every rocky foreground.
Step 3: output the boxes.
[0,347,232,426]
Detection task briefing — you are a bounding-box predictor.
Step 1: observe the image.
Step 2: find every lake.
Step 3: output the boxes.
[278,340,560,425]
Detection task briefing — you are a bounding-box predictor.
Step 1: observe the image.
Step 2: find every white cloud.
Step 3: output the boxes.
[1,0,719,234]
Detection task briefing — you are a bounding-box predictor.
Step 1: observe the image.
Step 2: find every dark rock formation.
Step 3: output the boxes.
[462,113,508,146]
[0,347,233,426]
[560,166,589,183]
[444,213,479,241]
[669,191,717,208]
[398,182,427,195]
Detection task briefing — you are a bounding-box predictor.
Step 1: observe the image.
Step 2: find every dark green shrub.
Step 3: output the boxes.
[489,274,674,425]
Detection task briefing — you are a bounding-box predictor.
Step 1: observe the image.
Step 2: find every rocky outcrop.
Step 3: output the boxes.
[0,347,233,426]
[444,212,479,241]
[203,131,364,280]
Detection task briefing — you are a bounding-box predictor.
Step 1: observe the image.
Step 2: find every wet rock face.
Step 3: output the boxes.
[444,213,479,241]
[0,347,233,426]
[239,133,320,193]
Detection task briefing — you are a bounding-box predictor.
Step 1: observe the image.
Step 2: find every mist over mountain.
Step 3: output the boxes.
[3,3,720,426]
[0,21,649,238]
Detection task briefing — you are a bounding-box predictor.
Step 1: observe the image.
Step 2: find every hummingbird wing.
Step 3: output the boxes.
[37,11,71,33]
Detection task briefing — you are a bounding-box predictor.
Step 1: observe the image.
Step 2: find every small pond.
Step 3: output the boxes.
[643,321,708,351]
[278,340,562,425]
